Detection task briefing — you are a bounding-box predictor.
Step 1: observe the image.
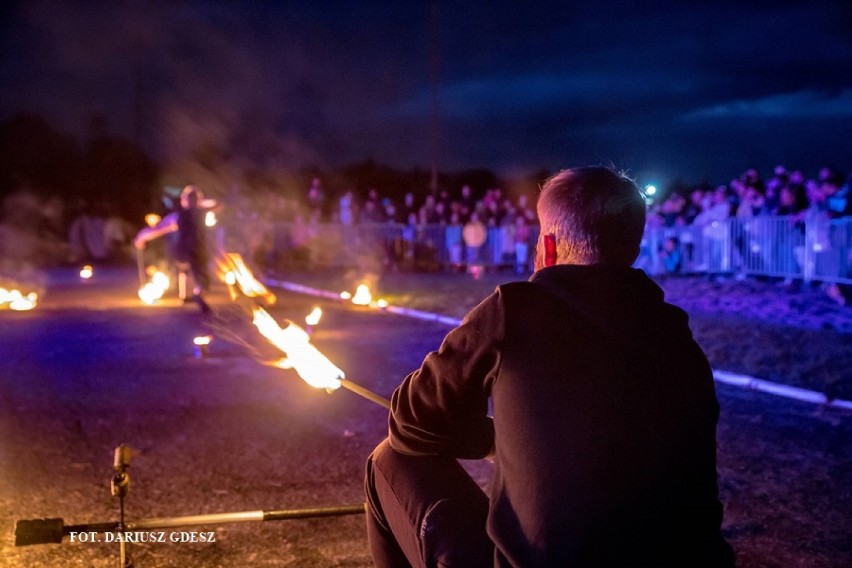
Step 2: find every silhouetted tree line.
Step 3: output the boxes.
[0,113,545,229]
[0,114,158,221]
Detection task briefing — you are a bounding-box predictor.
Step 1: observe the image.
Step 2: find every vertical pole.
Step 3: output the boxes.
[430,0,441,194]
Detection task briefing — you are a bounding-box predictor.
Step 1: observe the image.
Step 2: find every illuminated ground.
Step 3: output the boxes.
[1,267,850,567]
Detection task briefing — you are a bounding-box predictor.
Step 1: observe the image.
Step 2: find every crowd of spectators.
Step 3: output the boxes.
[215,165,852,300]
[648,166,852,230]
[253,166,852,233]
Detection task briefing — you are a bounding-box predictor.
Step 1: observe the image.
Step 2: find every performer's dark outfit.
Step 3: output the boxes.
[366,264,734,567]
[176,206,210,310]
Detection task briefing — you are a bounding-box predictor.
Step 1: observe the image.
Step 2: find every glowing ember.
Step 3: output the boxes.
[144,213,161,228]
[339,291,352,300]
[351,284,372,305]
[218,253,276,304]
[0,287,38,311]
[205,211,217,227]
[252,307,343,390]
[376,299,388,308]
[138,270,170,304]
[305,306,323,326]
[79,265,94,279]
[193,335,212,358]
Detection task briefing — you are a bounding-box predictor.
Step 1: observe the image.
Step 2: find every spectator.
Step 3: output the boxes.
[364,166,733,567]
[659,236,683,274]
[462,212,487,276]
[306,177,325,222]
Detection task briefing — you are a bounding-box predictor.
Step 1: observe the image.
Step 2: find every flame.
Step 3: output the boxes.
[351,284,372,305]
[79,265,94,279]
[144,213,161,228]
[339,291,352,300]
[193,335,212,346]
[205,211,217,227]
[138,270,170,304]
[0,287,38,311]
[305,306,322,326]
[376,299,388,308]
[252,307,343,390]
[217,253,276,304]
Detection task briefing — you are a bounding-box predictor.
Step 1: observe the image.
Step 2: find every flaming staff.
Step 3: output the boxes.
[251,307,390,409]
[214,252,276,305]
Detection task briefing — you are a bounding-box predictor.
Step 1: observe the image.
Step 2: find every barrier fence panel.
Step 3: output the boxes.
[255,218,850,284]
[637,217,852,284]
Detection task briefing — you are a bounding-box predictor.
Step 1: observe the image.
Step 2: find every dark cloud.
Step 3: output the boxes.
[1,0,850,186]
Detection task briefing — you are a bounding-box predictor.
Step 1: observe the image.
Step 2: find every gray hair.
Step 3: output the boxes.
[537,167,646,266]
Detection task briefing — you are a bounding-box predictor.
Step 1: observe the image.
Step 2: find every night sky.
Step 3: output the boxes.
[1,0,851,187]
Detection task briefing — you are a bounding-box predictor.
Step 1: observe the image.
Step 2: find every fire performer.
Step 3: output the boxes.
[365,167,734,567]
[134,185,212,313]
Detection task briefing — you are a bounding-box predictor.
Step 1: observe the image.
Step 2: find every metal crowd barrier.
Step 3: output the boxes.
[637,216,852,284]
[231,222,541,274]
[222,218,850,284]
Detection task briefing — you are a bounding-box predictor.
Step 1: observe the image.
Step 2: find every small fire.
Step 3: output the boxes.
[0,287,38,311]
[193,335,212,358]
[144,213,162,228]
[79,265,94,280]
[217,253,276,304]
[138,270,170,304]
[205,211,217,227]
[376,299,388,308]
[305,306,323,326]
[339,291,352,300]
[351,284,372,306]
[252,307,343,390]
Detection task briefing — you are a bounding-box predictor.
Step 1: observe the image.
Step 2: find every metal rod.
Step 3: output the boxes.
[339,379,391,409]
[123,504,365,531]
[17,504,367,546]
[135,248,146,287]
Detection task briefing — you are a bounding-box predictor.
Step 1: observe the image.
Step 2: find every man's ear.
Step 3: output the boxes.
[544,233,557,267]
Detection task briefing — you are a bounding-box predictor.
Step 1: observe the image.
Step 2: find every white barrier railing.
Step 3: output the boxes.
[239,217,850,284]
[637,216,852,284]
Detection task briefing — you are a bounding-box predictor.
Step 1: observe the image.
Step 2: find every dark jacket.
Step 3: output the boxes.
[389,264,733,566]
[175,207,208,265]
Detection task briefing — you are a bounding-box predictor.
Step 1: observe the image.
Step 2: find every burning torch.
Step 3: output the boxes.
[252,307,390,409]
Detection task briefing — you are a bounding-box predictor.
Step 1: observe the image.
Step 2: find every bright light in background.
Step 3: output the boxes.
[0,287,38,311]
[138,270,170,304]
[305,306,322,326]
[205,211,217,227]
[144,213,161,228]
[645,184,657,196]
[351,284,372,306]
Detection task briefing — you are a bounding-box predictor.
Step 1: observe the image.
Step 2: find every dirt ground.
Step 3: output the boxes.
[1,267,850,567]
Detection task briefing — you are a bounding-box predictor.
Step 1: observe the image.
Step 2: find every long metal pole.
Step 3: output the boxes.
[16,505,366,546]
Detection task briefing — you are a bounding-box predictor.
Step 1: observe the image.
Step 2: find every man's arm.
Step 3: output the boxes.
[389,290,504,459]
[133,212,178,249]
